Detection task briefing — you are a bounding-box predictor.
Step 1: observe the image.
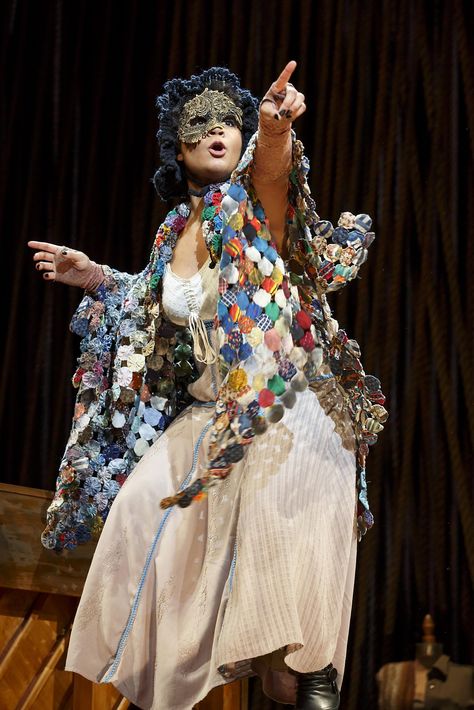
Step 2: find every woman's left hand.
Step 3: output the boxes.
[259,60,306,131]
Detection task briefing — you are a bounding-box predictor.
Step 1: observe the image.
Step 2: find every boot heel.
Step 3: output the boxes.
[294,664,340,710]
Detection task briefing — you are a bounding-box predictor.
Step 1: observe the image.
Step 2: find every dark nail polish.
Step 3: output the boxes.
[273,113,280,120]
[278,108,286,117]
[286,110,293,118]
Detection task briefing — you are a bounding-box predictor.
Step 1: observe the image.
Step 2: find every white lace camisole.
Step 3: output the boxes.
[161,256,218,365]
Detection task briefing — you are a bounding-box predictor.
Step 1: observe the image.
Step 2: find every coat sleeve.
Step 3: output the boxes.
[284,136,376,293]
[41,265,144,552]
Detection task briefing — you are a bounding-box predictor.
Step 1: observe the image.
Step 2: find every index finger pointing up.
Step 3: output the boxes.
[273,60,297,93]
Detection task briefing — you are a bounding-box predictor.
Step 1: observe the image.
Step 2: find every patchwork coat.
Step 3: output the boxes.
[41,133,387,553]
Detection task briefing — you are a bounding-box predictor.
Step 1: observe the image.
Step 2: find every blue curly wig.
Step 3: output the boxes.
[153,67,259,201]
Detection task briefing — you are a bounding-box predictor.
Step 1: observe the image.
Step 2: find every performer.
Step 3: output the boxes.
[28,61,387,710]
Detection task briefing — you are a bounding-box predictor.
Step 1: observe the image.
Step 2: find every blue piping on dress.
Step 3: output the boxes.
[228,540,238,593]
[101,417,213,683]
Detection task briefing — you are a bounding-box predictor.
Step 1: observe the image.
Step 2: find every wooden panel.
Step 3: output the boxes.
[0,483,247,710]
[0,590,77,709]
[16,633,70,710]
[72,674,127,710]
[0,588,39,655]
[222,680,245,710]
[195,680,247,710]
[31,667,74,710]
[115,698,132,710]
[0,483,95,597]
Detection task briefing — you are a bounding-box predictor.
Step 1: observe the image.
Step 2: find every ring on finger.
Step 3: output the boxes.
[271,90,287,101]
[260,98,277,108]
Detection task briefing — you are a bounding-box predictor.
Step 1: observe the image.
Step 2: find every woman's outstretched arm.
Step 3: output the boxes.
[27,240,105,291]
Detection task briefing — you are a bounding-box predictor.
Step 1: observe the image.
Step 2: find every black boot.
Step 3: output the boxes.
[294,664,340,709]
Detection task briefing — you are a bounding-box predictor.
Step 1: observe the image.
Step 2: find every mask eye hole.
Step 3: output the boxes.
[223,115,237,127]
[189,115,208,126]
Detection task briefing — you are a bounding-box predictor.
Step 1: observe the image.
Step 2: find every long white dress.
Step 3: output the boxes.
[64,257,358,709]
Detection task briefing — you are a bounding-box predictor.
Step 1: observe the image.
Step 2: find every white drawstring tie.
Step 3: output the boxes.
[188,311,217,364]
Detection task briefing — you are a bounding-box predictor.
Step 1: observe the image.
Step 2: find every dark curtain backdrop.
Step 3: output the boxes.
[2,1,473,708]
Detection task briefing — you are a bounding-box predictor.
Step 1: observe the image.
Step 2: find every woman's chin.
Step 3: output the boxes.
[204,158,240,183]
[185,158,239,188]
[199,169,232,185]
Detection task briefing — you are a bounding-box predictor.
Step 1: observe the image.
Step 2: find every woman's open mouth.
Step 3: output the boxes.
[208,141,226,158]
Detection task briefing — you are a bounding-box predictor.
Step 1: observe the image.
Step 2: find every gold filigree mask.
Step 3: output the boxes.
[178,89,243,144]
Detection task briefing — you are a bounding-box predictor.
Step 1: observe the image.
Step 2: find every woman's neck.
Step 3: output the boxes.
[188,192,204,217]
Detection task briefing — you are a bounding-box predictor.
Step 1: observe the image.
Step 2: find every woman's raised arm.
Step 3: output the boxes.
[252,61,306,252]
